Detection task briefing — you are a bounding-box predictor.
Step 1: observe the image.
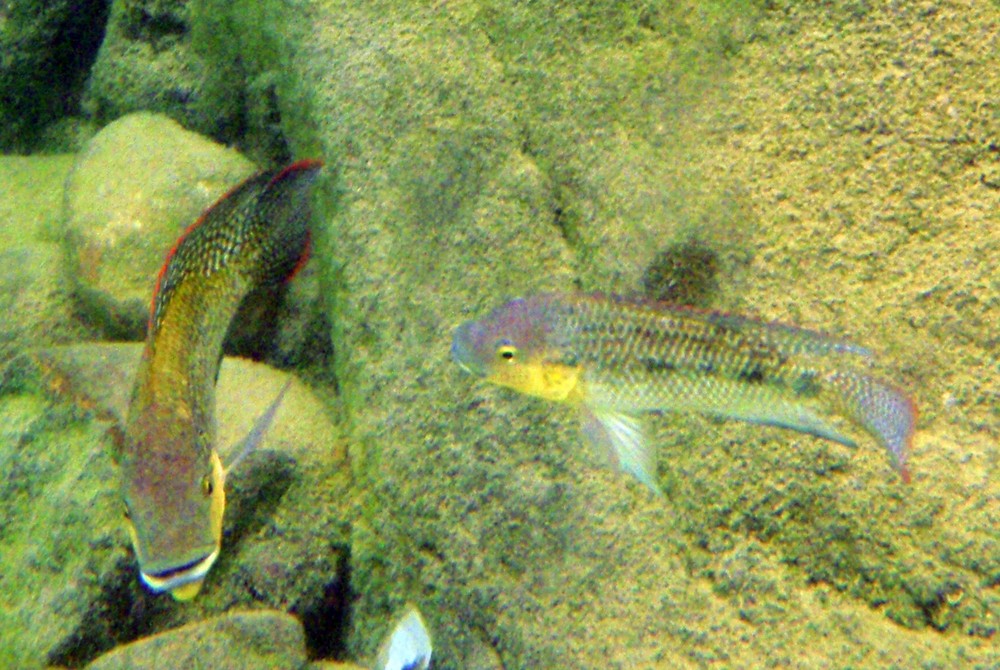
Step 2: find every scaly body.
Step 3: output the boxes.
[452,293,915,494]
[122,159,322,599]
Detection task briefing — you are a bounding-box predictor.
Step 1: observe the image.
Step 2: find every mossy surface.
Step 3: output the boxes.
[1,0,997,667]
[283,0,998,666]
[0,0,109,151]
[0,381,126,669]
[0,155,92,364]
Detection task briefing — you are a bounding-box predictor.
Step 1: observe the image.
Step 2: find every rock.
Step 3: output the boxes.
[84,609,307,670]
[0,155,92,362]
[0,0,108,151]
[236,2,994,667]
[82,0,208,142]
[82,0,293,159]
[0,354,128,669]
[63,112,257,339]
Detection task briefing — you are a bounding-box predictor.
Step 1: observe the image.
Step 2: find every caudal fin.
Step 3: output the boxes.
[826,370,916,482]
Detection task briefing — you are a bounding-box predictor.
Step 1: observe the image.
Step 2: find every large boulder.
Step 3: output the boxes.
[83,609,307,670]
[63,112,256,339]
[272,2,997,667]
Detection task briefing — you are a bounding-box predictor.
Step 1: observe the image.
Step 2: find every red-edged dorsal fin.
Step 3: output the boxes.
[286,232,312,283]
[268,158,324,187]
[147,159,324,333]
[269,159,322,283]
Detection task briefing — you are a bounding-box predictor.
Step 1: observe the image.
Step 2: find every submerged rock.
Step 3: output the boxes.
[84,609,307,670]
[0,155,92,362]
[0,0,108,151]
[63,112,257,340]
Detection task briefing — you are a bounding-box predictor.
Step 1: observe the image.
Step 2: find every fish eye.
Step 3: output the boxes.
[201,475,214,497]
[497,344,517,361]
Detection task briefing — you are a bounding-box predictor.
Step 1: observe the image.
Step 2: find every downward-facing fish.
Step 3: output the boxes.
[121,159,323,599]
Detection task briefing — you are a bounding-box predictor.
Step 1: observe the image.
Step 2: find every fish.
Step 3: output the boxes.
[121,159,323,599]
[451,292,916,495]
[373,605,433,670]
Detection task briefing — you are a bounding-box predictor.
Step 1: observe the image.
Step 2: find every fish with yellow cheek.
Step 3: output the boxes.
[121,159,321,599]
[451,293,916,495]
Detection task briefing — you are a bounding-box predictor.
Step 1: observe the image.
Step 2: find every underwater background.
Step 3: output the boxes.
[0,0,997,667]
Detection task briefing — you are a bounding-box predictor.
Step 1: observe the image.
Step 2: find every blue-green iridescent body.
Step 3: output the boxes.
[452,293,915,493]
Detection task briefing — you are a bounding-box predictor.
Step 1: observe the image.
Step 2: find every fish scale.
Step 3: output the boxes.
[121,159,322,599]
[151,165,315,335]
[452,292,915,494]
[562,298,798,394]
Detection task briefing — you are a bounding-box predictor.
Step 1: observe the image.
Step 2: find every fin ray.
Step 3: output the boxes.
[582,407,663,496]
[224,379,292,475]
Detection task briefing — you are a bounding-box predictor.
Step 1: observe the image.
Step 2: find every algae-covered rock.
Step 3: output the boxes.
[83,609,307,670]
[82,1,210,140]
[0,0,109,151]
[260,1,994,667]
[0,355,129,669]
[0,156,92,362]
[63,112,257,339]
[84,0,300,161]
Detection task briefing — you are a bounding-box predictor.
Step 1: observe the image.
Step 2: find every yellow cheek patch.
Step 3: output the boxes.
[488,360,581,403]
[209,451,226,544]
[124,518,140,557]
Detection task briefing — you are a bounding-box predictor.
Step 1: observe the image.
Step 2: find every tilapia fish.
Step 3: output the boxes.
[122,159,322,599]
[452,293,915,494]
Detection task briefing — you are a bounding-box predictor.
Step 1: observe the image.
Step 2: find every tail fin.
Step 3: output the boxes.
[826,369,916,482]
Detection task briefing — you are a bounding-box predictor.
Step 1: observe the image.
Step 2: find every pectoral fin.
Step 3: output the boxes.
[581,406,663,497]
[20,343,144,426]
[224,379,292,475]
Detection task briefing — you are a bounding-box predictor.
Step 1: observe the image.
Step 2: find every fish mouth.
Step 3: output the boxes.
[140,548,219,599]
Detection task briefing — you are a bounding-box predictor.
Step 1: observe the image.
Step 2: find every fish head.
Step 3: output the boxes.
[121,409,225,600]
[451,296,580,402]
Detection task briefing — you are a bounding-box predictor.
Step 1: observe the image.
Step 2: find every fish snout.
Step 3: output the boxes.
[139,546,219,600]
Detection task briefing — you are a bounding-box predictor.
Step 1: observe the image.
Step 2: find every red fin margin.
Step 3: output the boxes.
[148,159,324,332]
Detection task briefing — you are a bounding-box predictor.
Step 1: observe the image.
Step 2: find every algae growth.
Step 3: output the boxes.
[0,0,996,667]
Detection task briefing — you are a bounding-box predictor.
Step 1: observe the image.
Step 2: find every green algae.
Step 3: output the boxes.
[1,0,997,667]
[0,156,92,364]
[0,0,109,152]
[250,0,998,666]
[642,240,721,307]
[0,156,77,248]
[83,610,308,669]
[0,388,126,668]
